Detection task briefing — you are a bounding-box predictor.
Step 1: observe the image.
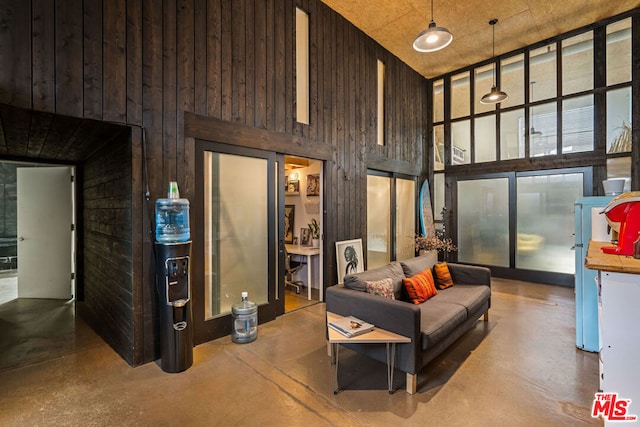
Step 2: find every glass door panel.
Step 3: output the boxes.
[395,178,416,261]
[516,172,583,274]
[457,178,510,267]
[204,152,268,319]
[367,175,391,269]
[194,142,277,344]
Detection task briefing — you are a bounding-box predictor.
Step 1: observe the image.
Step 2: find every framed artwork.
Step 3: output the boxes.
[306,174,320,196]
[300,228,311,246]
[287,180,299,193]
[284,205,295,244]
[335,238,364,284]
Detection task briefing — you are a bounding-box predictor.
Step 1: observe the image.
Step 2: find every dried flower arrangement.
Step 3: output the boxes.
[415,233,458,253]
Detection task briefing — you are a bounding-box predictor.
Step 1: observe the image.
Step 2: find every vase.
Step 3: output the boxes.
[312,238,319,248]
[418,250,438,266]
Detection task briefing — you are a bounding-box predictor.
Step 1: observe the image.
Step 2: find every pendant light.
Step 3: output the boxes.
[413,0,453,53]
[480,19,508,104]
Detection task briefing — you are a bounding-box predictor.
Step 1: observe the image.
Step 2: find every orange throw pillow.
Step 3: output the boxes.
[434,262,454,290]
[402,268,438,304]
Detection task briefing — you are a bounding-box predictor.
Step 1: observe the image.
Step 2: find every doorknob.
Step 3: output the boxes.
[18,236,24,241]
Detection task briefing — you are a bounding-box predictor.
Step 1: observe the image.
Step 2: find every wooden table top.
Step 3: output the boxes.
[585,240,640,274]
[326,312,411,344]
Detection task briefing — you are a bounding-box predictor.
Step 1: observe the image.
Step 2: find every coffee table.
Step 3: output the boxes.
[327,311,411,394]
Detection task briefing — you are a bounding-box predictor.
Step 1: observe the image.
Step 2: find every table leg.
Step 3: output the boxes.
[307,254,312,301]
[386,342,397,394]
[333,343,341,394]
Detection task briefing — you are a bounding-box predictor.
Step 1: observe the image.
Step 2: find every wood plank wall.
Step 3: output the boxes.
[79,131,135,365]
[0,0,429,366]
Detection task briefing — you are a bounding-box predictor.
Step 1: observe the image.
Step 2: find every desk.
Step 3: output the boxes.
[327,311,410,394]
[286,244,321,301]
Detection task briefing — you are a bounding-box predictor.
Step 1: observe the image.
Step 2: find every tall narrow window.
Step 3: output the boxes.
[295,8,309,124]
[377,60,385,145]
[606,18,632,86]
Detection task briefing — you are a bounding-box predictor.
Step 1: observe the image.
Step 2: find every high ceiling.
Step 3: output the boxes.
[320,0,638,79]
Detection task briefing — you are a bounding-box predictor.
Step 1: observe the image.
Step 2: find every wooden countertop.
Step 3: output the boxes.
[585,240,640,274]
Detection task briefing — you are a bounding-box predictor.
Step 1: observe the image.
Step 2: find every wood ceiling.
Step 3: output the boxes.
[320,0,638,79]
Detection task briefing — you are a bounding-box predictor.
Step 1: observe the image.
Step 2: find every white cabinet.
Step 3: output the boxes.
[598,271,640,424]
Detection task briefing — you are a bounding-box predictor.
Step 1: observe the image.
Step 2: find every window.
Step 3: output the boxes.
[562,32,593,95]
[474,115,496,163]
[295,8,309,124]
[562,95,593,154]
[451,121,470,164]
[606,18,632,86]
[377,60,385,145]
[451,72,470,119]
[530,102,557,157]
[500,109,525,160]
[530,43,557,101]
[500,54,524,108]
[607,87,632,153]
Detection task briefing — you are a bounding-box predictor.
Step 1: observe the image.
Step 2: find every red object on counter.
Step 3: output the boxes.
[601,192,640,256]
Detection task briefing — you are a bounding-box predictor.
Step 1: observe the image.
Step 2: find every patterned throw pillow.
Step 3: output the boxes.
[402,268,438,304]
[434,262,454,290]
[365,278,395,299]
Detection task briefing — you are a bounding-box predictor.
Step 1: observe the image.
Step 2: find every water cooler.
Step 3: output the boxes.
[155,182,193,372]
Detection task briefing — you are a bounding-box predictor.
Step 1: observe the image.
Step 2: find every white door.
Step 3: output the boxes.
[17,167,74,299]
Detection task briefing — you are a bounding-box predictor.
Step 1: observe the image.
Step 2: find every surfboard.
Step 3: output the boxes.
[419,180,436,238]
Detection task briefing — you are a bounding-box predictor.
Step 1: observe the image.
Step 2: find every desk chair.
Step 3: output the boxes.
[285,248,305,294]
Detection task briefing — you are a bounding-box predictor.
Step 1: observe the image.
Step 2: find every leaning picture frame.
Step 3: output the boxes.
[284,205,295,244]
[300,227,311,246]
[335,238,364,284]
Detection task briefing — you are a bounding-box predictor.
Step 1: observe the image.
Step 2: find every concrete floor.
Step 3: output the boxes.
[0,278,602,426]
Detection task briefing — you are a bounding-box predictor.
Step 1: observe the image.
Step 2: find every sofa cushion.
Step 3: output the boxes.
[365,278,394,299]
[434,262,454,289]
[403,268,438,304]
[343,261,406,299]
[419,301,467,351]
[400,256,437,278]
[430,285,491,317]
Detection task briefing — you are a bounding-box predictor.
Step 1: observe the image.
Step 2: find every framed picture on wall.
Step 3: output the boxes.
[306,173,320,196]
[284,205,295,244]
[335,238,364,284]
[287,180,299,193]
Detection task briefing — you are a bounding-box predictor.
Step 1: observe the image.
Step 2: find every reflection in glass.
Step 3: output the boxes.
[530,102,557,157]
[451,72,470,119]
[395,179,416,261]
[204,152,268,320]
[607,87,632,153]
[474,115,496,163]
[451,120,470,164]
[607,157,631,193]
[433,79,444,123]
[606,18,631,86]
[367,175,390,269]
[562,95,593,154]
[500,109,525,160]
[516,173,583,274]
[434,125,445,171]
[501,54,524,108]
[475,64,495,114]
[530,44,556,101]
[434,173,444,221]
[562,32,593,95]
[458,178,509,267]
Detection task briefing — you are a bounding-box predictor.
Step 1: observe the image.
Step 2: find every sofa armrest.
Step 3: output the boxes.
[447,263,491,287]
[325,285,421,344]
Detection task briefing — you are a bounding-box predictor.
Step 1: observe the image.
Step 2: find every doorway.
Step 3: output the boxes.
[0,162,77,371]
[283,155,323,313]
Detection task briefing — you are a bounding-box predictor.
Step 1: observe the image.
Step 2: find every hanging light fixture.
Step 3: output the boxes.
[413,0,453,53]
[480,19,508,104]
[529,81,543,136]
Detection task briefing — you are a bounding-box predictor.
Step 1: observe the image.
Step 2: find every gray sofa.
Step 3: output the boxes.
[325,255,491,394]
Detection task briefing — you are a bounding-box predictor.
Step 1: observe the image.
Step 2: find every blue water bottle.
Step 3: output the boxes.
[155,181,190,243]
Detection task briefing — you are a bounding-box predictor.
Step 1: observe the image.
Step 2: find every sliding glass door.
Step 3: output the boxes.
[456,167,591,285]
[193,141,280,344]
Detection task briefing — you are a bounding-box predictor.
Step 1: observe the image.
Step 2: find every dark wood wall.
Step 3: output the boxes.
[79,131,135,365]
[0,0,429,365]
